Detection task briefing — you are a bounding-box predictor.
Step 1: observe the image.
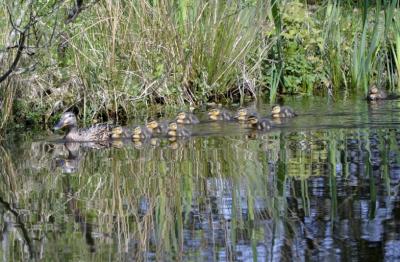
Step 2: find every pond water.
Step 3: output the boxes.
[1,96,400,261]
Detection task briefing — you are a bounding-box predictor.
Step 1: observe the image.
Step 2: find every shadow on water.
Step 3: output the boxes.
[1,97,400,260]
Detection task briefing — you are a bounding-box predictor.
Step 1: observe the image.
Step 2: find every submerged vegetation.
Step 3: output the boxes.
[1,0,400,130]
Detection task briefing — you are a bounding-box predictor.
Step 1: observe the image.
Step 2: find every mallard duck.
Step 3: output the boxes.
[167,122,191,137]
[54,112,112,141]
[271,105,297,118]
[175,112,200,124]
[234,108,255,122]
[132,126,152,141]
[367,85,387,101]
[247,115,272,130]
[146,120,169,135]
[111,126,132,139]
[208,108,233,121]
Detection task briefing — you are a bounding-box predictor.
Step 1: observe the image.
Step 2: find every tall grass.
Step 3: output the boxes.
[389,4,400,91]
[323,0,346,89]
[0,0,269,129]
[270,0,284,98]
[69,0,267,110]
[350,1,383,93]
[3,0,400,130]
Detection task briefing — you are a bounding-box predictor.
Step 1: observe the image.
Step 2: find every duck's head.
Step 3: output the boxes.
[168,122,178,131]
[208,108,220,116]
[369,85,378,94]
[208,108,220,120]
[235,108,248,120]
[146,120,159,130]
[54,112,77,130]
[132,126,143,140]
[111,126,123,139]
[237,108,247,116]
[133,126,142,135]
[176,112,187,121]
[271,105,281,114]
[248,115,259,125]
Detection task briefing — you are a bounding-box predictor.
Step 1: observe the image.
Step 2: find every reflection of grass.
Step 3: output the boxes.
[0,127,398,259]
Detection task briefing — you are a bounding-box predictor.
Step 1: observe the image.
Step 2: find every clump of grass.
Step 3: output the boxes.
[388,2,400,91]
[66,0,268,113]
[350,2,384,93]
[322,0,346,90]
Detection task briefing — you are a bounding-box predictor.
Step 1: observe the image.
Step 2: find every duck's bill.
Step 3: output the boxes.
[53,121,65,130]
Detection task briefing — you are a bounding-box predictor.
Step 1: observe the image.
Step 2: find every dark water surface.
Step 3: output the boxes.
[1,96,400,261]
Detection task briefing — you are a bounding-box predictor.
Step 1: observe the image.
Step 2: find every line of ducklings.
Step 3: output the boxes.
[54,105,297,142]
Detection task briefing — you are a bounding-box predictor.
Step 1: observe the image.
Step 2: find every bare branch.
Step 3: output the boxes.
[0,30,27,83]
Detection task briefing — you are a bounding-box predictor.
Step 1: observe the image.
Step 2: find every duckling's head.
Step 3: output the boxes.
[168,122,178,131]
[271,105,281,114]
[248,115,259,125]
[54,112,77,130]
[369,85,378,94]
[176,112,187,120]
[237,108,247,117]
[208,108,220,116]
[146,120,159,130]
[132,126,142,140]
[208,108,221,120]
[111,126,123,138]
[133,126,142,135]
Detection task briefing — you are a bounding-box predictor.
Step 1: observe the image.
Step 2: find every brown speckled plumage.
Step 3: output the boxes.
[54,112,113,142]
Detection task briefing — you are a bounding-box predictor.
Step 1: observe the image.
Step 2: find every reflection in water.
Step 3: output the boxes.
[0,97,400,260]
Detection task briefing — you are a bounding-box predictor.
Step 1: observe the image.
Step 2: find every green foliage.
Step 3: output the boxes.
[3,0,400,130]
[66,0,266,108]
[279,2,326,94]
[322,0,346,89]
[350,4,384,93]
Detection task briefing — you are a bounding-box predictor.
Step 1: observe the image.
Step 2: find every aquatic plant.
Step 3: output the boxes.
[322,0,346,90]
[350,2,383,93]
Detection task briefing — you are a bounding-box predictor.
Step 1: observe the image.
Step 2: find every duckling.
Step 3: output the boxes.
[208,108,233,121]
[234,108,254,122]
[167,122,191,137]
[111,126,132,139]
[132,126,152,141]
[271,105,297,118]
[247,115,272,130]
[175,112,200,124]
[146,120,169,135]
[367,85,387,101]
[54,112,112,142]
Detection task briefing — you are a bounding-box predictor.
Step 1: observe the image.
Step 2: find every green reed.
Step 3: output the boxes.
[323,0,346,90]
[350,1,383,93]
[390,6,400,90]
[270,0,284,96]
[70,0,266,107]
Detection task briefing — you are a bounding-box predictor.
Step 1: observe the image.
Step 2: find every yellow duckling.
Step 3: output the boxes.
[234,108,254,122]
[247,115,272,130]
[367,85,387,101]
[146,120,169,135]
[54,112,112,141]
[167,122,191,137]
[208,108,233,121]
[111,126,132,139]
[132,126,152,141]
[175,112,200,124]
[271,105,297,118]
